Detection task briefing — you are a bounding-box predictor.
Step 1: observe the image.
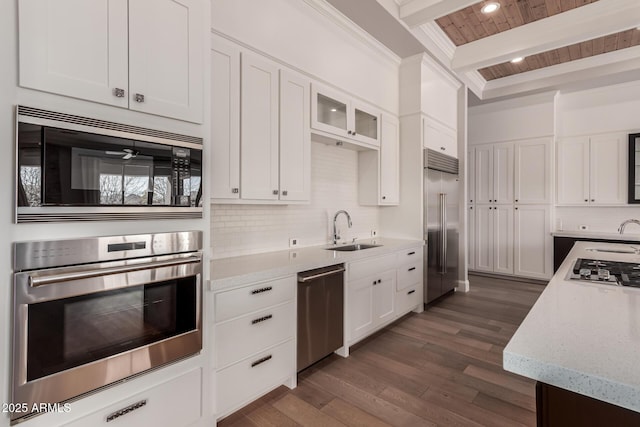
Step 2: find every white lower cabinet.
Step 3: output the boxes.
[216,340,295,417]
[213,276,296,418]
[514,205,552,279]
[473,205,513,275]
[64,369,201,427]
[347,245,424,346]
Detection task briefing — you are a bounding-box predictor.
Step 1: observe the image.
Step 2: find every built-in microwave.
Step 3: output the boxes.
[16,106,203,223]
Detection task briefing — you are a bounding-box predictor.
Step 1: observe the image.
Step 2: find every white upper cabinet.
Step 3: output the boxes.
[19,0,203,123]
[379,114,400,205]
[493,143,514,205]
[128,0,203,122]
[240,53,280,201]
[210,37,311,204]
[514,138,552,204]
[590,134,626,205]
[279,70,311,202]
[311,84,380,147]
[19,0,129,108]
[211,37,240,199]
[557,136,590,205]
[423,117,458,159]
[557,133,626,205]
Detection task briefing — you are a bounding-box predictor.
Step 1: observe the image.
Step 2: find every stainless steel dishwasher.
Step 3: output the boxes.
[297,264,345,372]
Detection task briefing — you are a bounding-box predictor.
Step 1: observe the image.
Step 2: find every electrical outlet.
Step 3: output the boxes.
[370,230,377,237]
[579,225,589,231]
[289,238,299,248]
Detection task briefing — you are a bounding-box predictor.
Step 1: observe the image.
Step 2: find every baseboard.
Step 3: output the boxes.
[455,280,470,293]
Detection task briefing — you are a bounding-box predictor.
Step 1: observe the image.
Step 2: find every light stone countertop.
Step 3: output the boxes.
[504,241,640,413]
[209,237,424,291]
[552,230,640,242]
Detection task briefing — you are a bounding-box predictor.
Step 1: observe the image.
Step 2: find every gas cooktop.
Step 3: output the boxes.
[568,258,640,288]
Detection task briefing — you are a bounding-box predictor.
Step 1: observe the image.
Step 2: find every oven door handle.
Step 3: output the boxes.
[28,256,202,287]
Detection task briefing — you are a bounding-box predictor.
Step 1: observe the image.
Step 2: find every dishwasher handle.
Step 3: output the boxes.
[298,266,345,283]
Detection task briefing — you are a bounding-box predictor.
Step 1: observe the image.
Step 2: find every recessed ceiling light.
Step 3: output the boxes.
[481,2,500,14]
[330,108,337,112]
[511,57,524,63]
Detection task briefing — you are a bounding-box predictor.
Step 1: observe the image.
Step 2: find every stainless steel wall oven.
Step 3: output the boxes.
[16,106,203,223]
[11,231,203,423]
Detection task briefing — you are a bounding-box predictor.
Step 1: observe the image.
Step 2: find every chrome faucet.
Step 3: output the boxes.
[333,210,352,245]
[618,219,640,234]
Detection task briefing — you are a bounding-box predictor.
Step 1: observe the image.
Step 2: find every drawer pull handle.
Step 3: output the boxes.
[106,399,147,422]
[408,290,416,295]
[251,286,273,295]
[251,314,273,325]
[408,251,415,255]
[251,354,272,368]
[408,267,416,271]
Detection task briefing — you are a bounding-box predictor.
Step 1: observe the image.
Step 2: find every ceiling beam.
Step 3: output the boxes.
[481,45,640,100]
[399,0,478,28]
[451,0,640,72]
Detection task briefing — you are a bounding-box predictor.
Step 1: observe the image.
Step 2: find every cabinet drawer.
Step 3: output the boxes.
[215,276,295,322]
[397,262,422,291]
[216,340,294,416]
[348,253,397,282]
[216,302,295,368]
[396,285,421,314]
[64,369,201,427]
[398,246,422,264]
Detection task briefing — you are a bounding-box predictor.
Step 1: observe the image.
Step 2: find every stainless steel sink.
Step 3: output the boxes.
[326,243,381,251]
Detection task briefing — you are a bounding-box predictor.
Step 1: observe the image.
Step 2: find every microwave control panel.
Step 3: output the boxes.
[172,147,191,206]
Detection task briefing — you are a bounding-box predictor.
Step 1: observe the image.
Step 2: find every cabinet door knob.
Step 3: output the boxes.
[273,190,279,195]
[113,88,125,98]
[353,131,357,136]
[515,199,519,202]
[382,196,386,200]
[440,147,445,151]
[515,207,518,210]
[231,188,239,194]
[584,199,588,202]
[347,130,352,135]
[135,93,145,103]
[282,190,288,196]
[591,199,595,202]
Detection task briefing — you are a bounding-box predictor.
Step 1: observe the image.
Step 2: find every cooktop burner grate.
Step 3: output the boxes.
[570,258,640,288]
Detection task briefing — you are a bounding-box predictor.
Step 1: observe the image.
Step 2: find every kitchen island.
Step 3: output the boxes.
[504,241,640,425]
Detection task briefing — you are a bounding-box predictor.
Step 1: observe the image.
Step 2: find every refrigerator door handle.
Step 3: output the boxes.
[440,193,447,274]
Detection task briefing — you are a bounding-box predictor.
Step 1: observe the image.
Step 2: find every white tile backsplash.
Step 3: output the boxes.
[211,142,380,258]
[555,206,640,235]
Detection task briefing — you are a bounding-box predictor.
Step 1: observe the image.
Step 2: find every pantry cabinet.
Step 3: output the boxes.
[514,205,552,279]
[474,143,514,205]
[19,0,203,123]
[557,134,626,205]
[210,37,310,203]
[473,203,514,274]
[311,84,381,147]
[515,138,552,204]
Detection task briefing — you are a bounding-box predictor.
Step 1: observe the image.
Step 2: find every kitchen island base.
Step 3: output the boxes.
[536,382,640,426]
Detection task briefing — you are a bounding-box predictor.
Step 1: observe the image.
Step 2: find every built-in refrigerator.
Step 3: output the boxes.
[424,149,459,304]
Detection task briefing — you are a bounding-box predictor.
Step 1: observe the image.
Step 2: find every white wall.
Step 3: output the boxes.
[212,142,380,258]
[557,80,640,137]
[468,92,555,144]
[556,207,640,235]
[211,0,400,114]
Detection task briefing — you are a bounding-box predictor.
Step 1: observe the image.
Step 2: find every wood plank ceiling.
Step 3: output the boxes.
[435,0,640,80]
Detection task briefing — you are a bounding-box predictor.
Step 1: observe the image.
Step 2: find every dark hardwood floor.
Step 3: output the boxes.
[218,274,545,426]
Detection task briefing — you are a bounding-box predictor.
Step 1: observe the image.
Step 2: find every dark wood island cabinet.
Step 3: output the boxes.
[536,382,640,426]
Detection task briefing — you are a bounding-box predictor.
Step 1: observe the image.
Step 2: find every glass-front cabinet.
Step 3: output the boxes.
[311,84,380,147]
[629,133,640,203]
